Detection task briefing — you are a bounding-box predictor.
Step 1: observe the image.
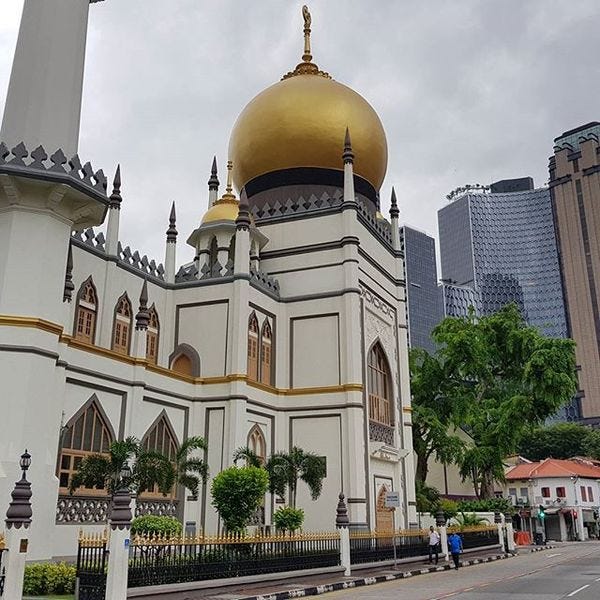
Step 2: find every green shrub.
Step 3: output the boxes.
[457,497,514,514]
[131,515,183,537]
[273,507,305,532]
[211,465,269,534]
[435,498,459,521]
[23,562,76,595]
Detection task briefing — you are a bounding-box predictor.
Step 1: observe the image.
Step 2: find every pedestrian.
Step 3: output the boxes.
[428,525,441,564]
[448,531,463,570]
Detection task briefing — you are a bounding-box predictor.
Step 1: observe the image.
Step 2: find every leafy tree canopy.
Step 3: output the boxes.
[518,423,594,461]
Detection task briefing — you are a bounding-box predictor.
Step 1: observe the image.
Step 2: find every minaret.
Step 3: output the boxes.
[133,279,149,359]
[390,187,401,251]
[208,156,219,207]
[105,166,122,256]
[164,202,178,284]
[0,0,100,156]
[342,127,355,206]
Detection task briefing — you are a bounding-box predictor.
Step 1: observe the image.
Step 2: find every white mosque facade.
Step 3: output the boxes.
[0,0,416,560]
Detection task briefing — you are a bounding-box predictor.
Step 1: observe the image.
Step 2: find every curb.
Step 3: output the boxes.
[242,552,514,600]
[528,544,556,553]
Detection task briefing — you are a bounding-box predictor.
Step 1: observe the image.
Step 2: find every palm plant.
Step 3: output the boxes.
[163,436,209,500]
[265,446,326,509]
[453,511,488,530]
[233,446,263,468]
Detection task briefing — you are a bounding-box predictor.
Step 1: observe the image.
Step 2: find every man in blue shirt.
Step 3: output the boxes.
[448,532,463,570]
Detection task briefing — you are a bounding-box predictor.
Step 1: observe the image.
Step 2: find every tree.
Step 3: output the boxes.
[410,348,465,483]
[434,304,577,499]
[70,436,209,498]
[415,479,440,513]
[265,446,327,509]
[210,466,269,533]
[159,436,209,500]
[518,423,593,461]
[233,446,263,468]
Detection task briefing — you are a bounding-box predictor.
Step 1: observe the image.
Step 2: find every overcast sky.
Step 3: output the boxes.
[1,0,599,269]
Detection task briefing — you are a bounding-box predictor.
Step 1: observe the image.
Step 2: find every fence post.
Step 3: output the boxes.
[435,510,449,562]
[4,450,33,600]
[504,511,516,552]
[105,472,133,600]
[336,493,351,576]
[494,511,504,552]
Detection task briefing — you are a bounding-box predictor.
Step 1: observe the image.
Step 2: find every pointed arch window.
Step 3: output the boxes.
[58,397,114,494]
[146,305,159,364]
[260,319,273,385]
[74,277,98,344]
[141,413,179,498]
[247,424,267,464]
[112,293,132,355]
[368,343,393,427]
[247,312,259,382]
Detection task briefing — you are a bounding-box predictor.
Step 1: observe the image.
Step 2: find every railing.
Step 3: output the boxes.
[447,525,500,549]
[0,534,5,597]
[76,530,108,600]
[349,529,430,564]
[128,531,340,587]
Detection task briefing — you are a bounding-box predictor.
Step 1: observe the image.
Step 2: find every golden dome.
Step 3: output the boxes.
[228,7,387,192]
[201,197,239,224]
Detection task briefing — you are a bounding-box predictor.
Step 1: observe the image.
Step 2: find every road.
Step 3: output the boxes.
[326,543,600,600]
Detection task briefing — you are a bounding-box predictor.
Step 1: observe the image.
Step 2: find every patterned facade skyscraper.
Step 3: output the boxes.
[438,178,578,420]
[550,123,600,420]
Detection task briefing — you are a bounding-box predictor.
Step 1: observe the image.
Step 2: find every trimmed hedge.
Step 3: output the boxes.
[131,515,183,537]
[23,562,76,595]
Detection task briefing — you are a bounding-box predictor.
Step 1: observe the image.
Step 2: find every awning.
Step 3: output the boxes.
[544,508,560,515]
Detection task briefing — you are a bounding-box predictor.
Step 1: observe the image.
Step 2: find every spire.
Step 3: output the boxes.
[208,156,219,191]
[390,186,399,219]
[135,279,149,330]
[343,127,354,164]
[109,165,122,209]
[63,243,75,302]
[166,201,177,243]
[225,160,234,196]
[236,191,251,231]
[302,5,312,63]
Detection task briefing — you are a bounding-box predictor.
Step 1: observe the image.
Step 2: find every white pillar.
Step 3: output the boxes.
[576,508,586,541]
[3,526,29,600]
[106,166,122,256]
[1,0,93,156]
[208,156,219,207]
[339,527,351,576]
[505,521,516,552]
[390,188,400,251]
[164,202,178,284]
[105,488,132,600]
[439,525,449,562]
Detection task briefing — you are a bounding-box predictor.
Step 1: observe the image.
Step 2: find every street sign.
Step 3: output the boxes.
[384,491,401,508]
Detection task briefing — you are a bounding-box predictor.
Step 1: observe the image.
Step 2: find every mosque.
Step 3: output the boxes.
[0,1,416,560]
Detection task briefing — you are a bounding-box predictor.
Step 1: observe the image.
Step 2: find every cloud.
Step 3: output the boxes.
[0,0,598,265]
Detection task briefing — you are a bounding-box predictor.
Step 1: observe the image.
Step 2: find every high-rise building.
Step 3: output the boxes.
[400,226,444,354]
[438,178,578,420]
[550,123,600,419]
[438,178,568,339]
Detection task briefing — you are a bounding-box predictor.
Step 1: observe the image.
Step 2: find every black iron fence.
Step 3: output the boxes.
[349,529,430,564]
[76,531,108,600]
[128,531,340,588]
[0,535,5,597]
[448,525,500,550]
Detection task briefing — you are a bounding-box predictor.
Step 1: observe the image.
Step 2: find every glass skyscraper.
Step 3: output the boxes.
[401,226,444,355]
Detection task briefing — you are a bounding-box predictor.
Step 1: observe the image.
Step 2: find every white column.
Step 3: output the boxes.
[339,527,351,576]
[439,525,449,562]
[1,0,92,156]
[105,527,129,600]
[3,526,29,600]
[106,206,121,256]
[505,521,516,551]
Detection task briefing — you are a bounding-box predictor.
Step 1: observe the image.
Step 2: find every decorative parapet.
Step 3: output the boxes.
[175,263,199,283]
[117,242,165,281]
[356,198,393,245]
[250,190,343,221]
[250,269,280,297]
[0,141,107,200]
[56,495,109,524]
[135,499,178,518]
[72,228,105,252]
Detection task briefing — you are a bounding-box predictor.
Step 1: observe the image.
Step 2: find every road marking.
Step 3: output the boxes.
[567,584,590,597]
[595,576,600,582]
[547,553,562,557]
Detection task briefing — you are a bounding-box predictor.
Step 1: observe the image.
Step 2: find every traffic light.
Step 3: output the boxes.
[538,505,545,520]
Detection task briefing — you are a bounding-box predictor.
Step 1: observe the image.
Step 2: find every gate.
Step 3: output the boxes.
[76,531,108,600]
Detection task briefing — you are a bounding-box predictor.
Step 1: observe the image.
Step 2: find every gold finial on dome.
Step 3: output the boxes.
[282,5,331,80]
[224,160,235,197]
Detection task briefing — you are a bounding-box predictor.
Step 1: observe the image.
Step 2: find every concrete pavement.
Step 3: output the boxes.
[324,542,600,599]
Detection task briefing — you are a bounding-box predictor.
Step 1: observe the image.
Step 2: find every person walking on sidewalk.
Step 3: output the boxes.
[428,526,441,564]
[448,532,463,570]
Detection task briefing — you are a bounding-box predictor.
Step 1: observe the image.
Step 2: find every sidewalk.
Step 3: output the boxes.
[129,545,555,600]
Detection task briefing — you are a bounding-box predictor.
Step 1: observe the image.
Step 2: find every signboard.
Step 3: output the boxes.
[384,491,401,508]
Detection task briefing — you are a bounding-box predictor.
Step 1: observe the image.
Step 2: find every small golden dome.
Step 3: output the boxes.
[201,198,239,224]
[228,7,387,193]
